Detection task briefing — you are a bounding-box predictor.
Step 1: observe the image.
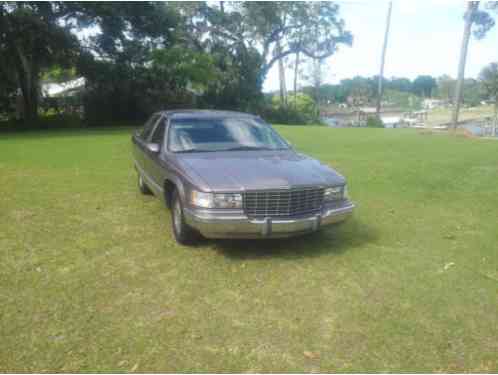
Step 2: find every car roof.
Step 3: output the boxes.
[160,109,258,120]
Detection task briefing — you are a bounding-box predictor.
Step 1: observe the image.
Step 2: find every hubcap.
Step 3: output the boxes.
[174,200,182,234]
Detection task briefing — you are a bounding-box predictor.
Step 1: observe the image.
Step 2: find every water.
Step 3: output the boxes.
[322,117,339,127]
[322,114,402,128]
[462,124,498,137]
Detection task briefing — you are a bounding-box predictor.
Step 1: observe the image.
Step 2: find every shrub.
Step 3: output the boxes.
[366,116,384,128]
[383,89,423,111]
[260,93,320,125]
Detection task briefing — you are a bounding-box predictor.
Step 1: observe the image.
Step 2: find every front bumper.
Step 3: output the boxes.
[184,200,355,239]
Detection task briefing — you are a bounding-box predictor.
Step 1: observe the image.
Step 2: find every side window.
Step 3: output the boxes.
[150,118,166,146]
[141,114,159,140]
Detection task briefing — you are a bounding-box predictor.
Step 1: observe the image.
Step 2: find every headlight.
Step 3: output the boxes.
[213,193,243,208]
[324,185,345,201]
[190,190,243,209]
[190,190,213,208]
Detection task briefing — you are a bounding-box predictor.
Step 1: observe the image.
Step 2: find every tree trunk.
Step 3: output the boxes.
[276,40,287,106]
[376,1,392,117]
[313,58,321,105]
[14,43,39,122]
[19,71,39,122]
[293,50,300,107]
[452,2,479,128]
[3,11,39,121]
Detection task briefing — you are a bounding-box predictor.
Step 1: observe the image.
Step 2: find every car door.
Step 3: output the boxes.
[133,113,161,174]
[146,115,168,190]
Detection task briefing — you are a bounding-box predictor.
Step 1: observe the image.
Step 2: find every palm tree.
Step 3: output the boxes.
[452,2,479,128]
[376,1,392,117]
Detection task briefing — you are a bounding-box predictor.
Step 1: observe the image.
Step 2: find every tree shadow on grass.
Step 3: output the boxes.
[209,217,378,261]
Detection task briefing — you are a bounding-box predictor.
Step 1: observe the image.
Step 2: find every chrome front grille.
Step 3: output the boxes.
[244,187,325,218]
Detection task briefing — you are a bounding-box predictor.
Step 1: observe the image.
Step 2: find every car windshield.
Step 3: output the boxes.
[168,117,290,153]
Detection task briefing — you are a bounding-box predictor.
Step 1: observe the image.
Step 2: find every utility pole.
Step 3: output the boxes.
[452,1,479,128]
[376,1,392,117]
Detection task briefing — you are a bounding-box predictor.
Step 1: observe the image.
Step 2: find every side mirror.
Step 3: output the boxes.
[146,143,160,153]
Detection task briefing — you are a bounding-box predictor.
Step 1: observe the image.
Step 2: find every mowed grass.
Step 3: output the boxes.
[1,126,497,372]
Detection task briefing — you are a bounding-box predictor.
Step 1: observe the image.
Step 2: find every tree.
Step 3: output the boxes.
[412,75,437,97]
[0,2,179,122]
[0,2,79,121]
[436,75,455,102]
[309,58,325,104]
[452,1,495,127]
[376,1,392,116]
[452,2,479,127]
[73,3,184,121]
[178,2,352,111]
[242,2,352,105]
[321,84,347,104]
[271,92,318,124]
[462,78,483,107]
[341,76,376,107]
[292,50,301,104]
[0,47,18,119]
[387,77,412,93]
[276,40,288,105]
[479,62,498,135]
[229,2,352,80]
[1,2,354,125]
[176,2,265,111]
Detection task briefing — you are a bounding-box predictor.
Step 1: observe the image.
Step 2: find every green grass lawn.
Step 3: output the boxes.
[1,126,497,372]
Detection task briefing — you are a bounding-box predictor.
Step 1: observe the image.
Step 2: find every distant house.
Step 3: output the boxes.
[403,110,428,126]
[40,77,86,117]
[381,116,402,128]
[422,98,445,110]
[358,107,377,114]
[42,77,85,98]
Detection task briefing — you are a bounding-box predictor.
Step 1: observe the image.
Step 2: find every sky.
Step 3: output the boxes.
[263,0,498,92]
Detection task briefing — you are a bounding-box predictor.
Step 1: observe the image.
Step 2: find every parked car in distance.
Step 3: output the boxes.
[132,110,354,245]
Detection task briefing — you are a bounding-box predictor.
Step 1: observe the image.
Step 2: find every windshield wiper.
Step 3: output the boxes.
[224,146,274,151]
[176,146,288,153]
[175,149,215,153]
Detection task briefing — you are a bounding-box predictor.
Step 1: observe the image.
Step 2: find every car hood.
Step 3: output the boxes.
[177,150,345,192]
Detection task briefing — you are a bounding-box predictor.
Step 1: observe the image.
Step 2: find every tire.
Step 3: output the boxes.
[171,189,199,245]
[138,173,152,195]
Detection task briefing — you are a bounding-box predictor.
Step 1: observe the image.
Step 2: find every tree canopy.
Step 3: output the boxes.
[412,75,437,98]
[0,1,352,123]
[4,2,494,126]
[480,62,498,105]
[0,2,80,120]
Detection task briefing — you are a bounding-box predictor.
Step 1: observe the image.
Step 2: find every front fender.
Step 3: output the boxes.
[162,173,189,207]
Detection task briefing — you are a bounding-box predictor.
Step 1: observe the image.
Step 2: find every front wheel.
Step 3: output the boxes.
[171,190,199,245]
[138,173,152,195]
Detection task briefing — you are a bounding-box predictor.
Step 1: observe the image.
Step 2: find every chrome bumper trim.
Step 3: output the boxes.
[184,201,355,239]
